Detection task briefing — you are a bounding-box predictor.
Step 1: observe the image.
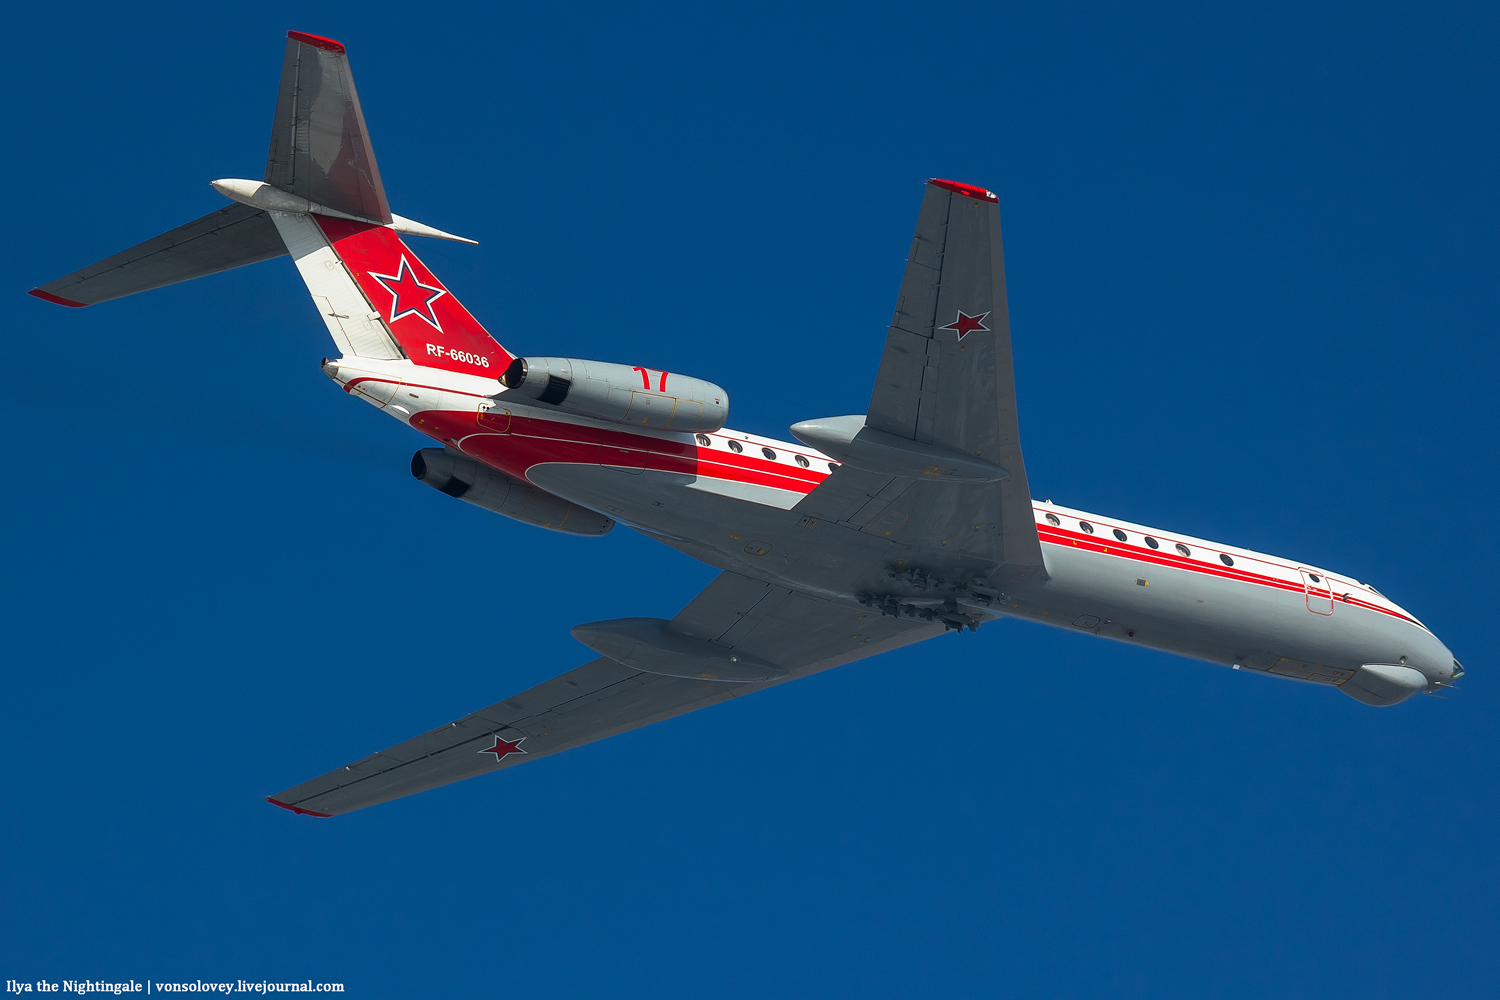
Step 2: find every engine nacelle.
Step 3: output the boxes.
[410,448,614,536]
[498,357,729,432]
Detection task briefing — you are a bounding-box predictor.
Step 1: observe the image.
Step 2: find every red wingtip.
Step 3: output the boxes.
[928,178,998,203]
[266,796,333,818]
[29,288,86,308]
[287,30,346,53]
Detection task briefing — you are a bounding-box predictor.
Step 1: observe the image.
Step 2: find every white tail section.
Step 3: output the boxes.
[271,212,403,361]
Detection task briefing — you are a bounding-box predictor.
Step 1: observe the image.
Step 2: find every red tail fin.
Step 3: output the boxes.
[316,217,511,378]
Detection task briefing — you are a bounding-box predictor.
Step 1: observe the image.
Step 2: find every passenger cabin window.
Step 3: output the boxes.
[1144,537,1159,549]
[1079,521,1095,534]
[795,455,810,468]
[1308,573,1321,583]
[727,440,743,453]
[1045,513,1060,526]
[1220,554,1234,566]
[1112,528,1127,541]
[696,434,711,447]
[762,447,777,460]
[827,462,839,472]
[1175,543,1192,557]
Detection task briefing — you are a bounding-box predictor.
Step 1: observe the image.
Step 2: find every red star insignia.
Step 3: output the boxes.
[940,310,990,340]
[368,256,448,331]
[478,734,528,761]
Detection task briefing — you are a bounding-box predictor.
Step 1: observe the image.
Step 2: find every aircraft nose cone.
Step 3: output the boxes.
[1434,643,1465,686]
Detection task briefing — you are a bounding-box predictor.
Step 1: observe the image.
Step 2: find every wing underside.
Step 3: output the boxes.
[796,180,1046,579]
[268,179,1036,818]
[270,572,940,816]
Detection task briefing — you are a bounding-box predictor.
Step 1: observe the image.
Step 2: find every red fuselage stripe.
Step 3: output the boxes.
[380,401,1409,626]
[1035,522,1419,627]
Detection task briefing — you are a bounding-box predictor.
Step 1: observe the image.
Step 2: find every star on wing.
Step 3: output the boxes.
[478,734,528,762]
[368,256,448,331]
[940,310,990,340]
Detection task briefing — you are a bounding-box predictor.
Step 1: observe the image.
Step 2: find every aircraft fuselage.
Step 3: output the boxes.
[335,356,1460,702]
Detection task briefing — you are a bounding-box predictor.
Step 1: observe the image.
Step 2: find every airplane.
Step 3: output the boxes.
[30,31,1463,817]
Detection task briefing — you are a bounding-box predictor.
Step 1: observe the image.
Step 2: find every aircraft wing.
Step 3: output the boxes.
[795,179,1047,580]
[268,571,941,816]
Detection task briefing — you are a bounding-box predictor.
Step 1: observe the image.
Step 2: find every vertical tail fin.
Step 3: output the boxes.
[266,32,391,224]
[303,215,512,376]
[27,26,508,380]
[262,31,509,376]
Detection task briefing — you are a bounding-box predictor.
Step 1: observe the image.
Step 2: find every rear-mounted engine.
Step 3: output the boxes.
[499,357,728,432]
[411,448,614,536]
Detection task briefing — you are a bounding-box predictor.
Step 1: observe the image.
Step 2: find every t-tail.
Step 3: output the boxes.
[29,30,510,380]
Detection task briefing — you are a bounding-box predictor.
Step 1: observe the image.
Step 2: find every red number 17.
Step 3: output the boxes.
[632,366,670,392]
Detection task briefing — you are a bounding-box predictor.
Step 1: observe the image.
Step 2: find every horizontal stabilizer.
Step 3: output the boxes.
[211,178,477,244]
[29,203,286,307]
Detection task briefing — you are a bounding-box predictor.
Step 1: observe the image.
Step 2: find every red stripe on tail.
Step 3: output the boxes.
[287,31,346,53]
[315,217,512,378]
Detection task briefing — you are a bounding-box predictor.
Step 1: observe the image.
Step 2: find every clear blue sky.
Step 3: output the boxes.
[4,1,1496,996]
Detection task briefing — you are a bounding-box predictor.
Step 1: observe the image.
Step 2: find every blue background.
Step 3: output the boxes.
[4,2,1495,996]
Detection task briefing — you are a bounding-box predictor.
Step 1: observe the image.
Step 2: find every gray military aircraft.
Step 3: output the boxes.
[31,31,1463,816]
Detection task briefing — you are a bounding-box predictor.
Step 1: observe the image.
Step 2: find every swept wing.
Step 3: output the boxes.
[269,572,940,816]
[795,179,1047,579]
[270,177,1036,816]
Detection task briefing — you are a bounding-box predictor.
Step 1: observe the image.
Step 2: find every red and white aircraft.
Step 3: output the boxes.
[32,32,1463,817]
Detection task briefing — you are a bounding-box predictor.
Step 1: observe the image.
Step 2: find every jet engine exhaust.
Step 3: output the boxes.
[411,448,614,536]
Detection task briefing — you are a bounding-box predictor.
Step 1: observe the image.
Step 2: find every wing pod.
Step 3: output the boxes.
[1341,663,1430,707]
[499,357,729,432]
[411,448,613,536]
[570,617,788,683]
[791,414,1009,484]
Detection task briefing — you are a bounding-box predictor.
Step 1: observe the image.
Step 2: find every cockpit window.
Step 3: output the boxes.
[1453,659,1466,679]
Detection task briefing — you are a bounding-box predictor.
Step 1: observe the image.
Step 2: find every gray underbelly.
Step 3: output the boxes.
[1030,545,1437,683]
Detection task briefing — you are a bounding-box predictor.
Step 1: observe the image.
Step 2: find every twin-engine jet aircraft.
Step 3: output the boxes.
[32,32,1463,817]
